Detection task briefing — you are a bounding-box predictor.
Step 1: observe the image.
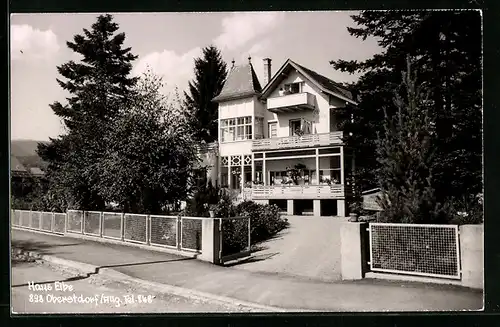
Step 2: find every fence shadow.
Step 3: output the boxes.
[11,256,194,288]
[223,252,280,267]
[12,239,84,252]
[11,240,86,266]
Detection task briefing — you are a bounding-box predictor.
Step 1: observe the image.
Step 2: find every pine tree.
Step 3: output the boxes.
[38,14,138,211]
[184,45,228,144]
[331,11,482,211]
[376,56,448,223]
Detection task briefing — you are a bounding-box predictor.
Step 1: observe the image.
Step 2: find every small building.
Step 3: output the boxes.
[362,188,384,212]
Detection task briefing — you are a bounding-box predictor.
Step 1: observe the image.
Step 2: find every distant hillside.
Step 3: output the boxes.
[11,139,50,171]
[11,139,48,157]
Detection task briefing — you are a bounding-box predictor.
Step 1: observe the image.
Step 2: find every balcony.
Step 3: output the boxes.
[251,184,347,200]
[252,131,343,151]
[196,142,219,154]
[267,92,316,113]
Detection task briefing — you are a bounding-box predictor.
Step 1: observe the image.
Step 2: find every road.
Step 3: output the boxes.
[11,256,255,314]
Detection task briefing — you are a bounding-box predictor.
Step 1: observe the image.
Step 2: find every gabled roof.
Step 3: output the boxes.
[29,167,45,176]
[11,154,45,177]
[362,188,382,195]
[212,62,262,102]
[260,59,357,105]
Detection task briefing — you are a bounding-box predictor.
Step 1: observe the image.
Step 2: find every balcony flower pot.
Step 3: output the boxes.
[209,210,215,218]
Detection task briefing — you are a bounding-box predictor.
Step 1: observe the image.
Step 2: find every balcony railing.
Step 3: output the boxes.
[250,184,347,200]
[252,131,343,151]
[267,92,315,113]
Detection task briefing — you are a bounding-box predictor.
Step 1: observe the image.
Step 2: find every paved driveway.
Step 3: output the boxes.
[232,216,347,281]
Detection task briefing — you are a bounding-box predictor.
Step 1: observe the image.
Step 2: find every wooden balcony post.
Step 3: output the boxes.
[251,153,255,184]
[340,146,345,185]
[228,156,232,189]
[315,148,320,184]
[241,155,245,189]
[217,154,222,188]
[263,153,267,185]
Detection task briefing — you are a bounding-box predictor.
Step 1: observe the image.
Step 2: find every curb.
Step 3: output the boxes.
[12,247,299,313]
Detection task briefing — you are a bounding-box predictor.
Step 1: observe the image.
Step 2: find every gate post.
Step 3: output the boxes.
[199,218,221,264]
[340,221,368,280]
[460,224,484,289]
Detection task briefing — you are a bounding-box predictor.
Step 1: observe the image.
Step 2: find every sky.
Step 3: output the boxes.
[10,12,382,141]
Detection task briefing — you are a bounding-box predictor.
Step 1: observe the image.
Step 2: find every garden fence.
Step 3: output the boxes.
[368,222,461,279]
[12,210,253,264]
[12,209,204,253]
[11,209,66,235]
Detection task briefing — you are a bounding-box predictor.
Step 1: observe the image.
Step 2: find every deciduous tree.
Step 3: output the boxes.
[96,70,199,214]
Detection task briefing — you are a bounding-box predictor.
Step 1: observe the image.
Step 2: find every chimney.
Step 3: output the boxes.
[263,58,272,85]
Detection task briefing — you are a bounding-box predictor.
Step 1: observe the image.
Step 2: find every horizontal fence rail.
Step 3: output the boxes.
[368,223,461,280]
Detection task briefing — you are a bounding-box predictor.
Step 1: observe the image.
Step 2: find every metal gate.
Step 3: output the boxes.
[368,223,461,279]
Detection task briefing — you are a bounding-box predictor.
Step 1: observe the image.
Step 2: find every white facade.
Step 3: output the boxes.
[208,59,355,217]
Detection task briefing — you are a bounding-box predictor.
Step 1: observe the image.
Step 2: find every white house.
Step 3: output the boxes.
[202,57,357,217]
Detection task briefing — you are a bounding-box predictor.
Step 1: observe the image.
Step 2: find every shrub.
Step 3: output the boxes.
[186,185,290,256]
[449,194,483,225]
[213,190,236,218]
[235,201,286,244]
[220,200,289,256]
[185,180,220,217]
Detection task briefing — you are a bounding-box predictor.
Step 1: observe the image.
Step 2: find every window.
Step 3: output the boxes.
[268,122,277,138]
[289,119,302,136]
[270,171,288,185]
[284,82,302,94]
[220,116,252,142]
[289,118,312,136]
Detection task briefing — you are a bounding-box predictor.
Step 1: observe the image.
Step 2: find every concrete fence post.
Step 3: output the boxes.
[120,212,125,241]
[199,218,221,264]
[146,215,151,246]
[64,211,68,234]
[99,212,104,238]
[340,221,368,280]
[177,216,182,250]
[459,224,484,289]
[81,211,85,234]
[51,212,55,232]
